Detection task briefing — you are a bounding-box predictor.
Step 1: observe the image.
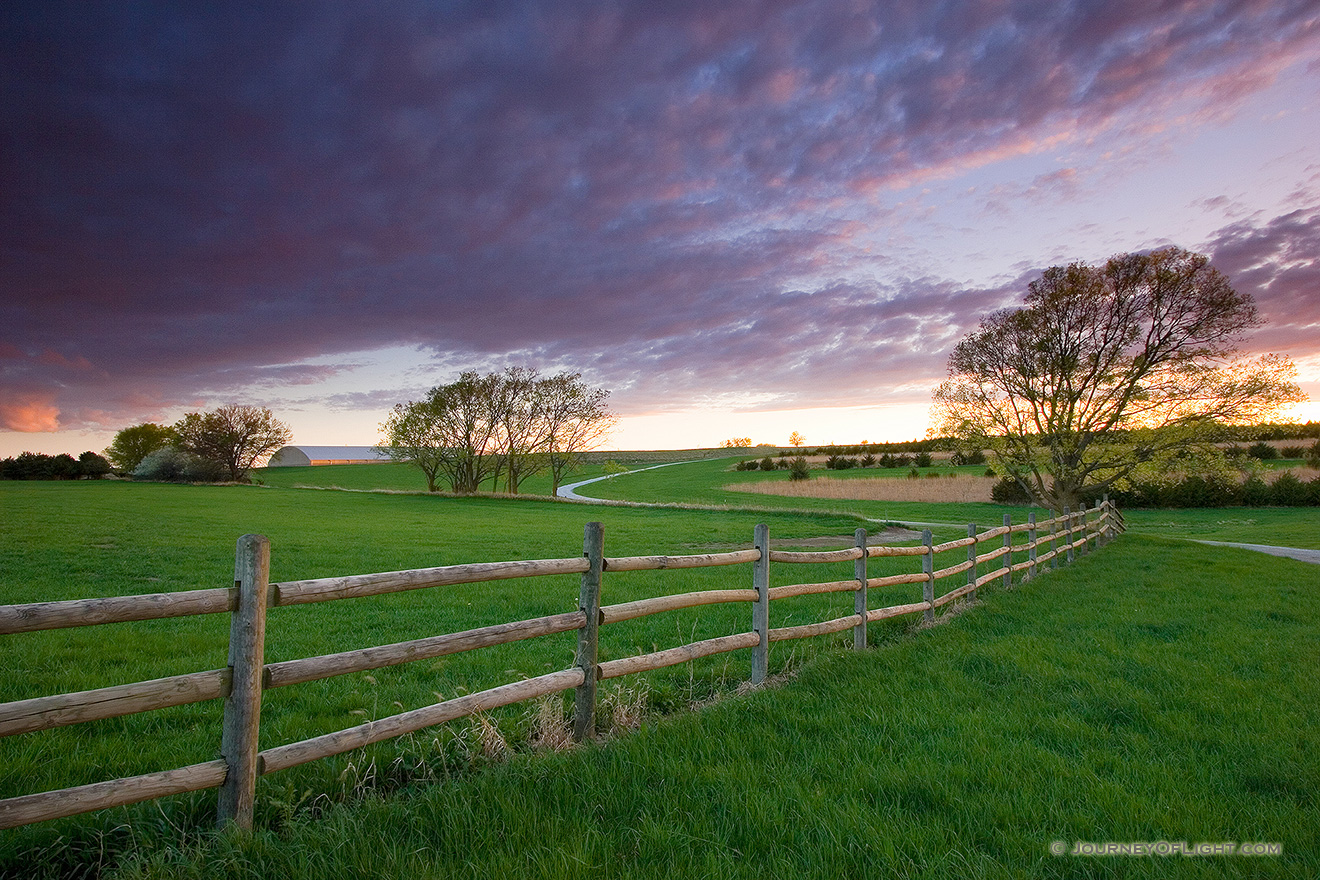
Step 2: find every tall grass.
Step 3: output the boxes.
[0,480,919,873]
[101,536,1320,879]
[5,464,1319,877]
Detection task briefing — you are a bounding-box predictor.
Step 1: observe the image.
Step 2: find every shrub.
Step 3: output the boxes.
[759,457,775,472]
[1248,441,1279,461]
[860,454,876,467]
[991,478,1031,504]
[1241,476,1271,507]
[133,447,225,482]
[1269,472,1307,506]
[1307,440,1320,470]
[1279,445,1305,459]
[914,452,933,467]
[1164,475,1237,508]
[788,457,810,481]
[951,448,986,466]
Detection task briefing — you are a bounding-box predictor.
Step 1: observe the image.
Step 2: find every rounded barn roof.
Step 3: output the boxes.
[267,446,392,466]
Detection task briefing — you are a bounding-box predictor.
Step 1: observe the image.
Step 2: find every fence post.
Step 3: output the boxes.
[922,530,935,623]
[1050,512,1060,570]
[967,524,978,601]
[751,523,770,685]
[1101,494,1110,546]
[854,528,868,650]
[1064,507,1075,564]
[573,522,603,742]
[1002,513,1012,590]
[1028,512,1037,580]
[218,534,270,830]
[1080,503,1091,556]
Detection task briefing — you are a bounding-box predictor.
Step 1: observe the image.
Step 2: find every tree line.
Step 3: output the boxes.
[0,450,112,480]
[379,368,614,494]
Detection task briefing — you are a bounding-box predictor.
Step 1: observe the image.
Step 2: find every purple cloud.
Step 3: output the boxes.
[2,0,1318,435]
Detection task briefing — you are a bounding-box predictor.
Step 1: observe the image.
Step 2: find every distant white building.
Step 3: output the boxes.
[266,446,394,467]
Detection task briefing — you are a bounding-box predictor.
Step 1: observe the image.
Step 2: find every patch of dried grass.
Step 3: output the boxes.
[527,695,572,751]
[727,474,998,503]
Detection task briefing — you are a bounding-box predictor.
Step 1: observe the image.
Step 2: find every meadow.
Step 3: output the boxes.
[2,456,1318,878]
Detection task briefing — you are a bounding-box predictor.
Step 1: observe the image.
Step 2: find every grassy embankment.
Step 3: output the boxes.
[3,460,1319,877]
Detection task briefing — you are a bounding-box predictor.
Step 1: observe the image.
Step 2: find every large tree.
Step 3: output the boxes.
[173,405,293,482]
[932,247,1305,511]
[540,372,615,496]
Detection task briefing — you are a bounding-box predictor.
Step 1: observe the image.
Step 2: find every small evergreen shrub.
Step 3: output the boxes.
[991,478,1031,504]
[1248,441,1279,460]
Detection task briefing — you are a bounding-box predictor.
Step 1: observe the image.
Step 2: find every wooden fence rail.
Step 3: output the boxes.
[0,499,1124,831]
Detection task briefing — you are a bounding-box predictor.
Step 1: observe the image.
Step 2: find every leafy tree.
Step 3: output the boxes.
[720,437,753,448]
[381,370,613,495]
[78,451,112,479]
[932,247,1305,511]
[788,431,805,448]
[105,423,178,473]
[380,372,504,494]
[540,372,615,496]
[173,405,292,482]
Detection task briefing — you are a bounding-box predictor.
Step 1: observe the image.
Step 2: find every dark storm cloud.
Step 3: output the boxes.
[3,0,1318,430]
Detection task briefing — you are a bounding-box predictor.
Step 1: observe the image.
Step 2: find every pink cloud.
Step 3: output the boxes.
[0,394,61,433]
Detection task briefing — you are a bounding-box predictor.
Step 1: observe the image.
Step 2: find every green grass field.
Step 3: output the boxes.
[3,460,1319,878]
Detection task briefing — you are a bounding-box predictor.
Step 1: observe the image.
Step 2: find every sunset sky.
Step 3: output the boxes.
[3,1,1319,459]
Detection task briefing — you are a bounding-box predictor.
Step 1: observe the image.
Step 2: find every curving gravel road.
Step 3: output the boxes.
[556,460,703,502]
[1193,540,1320,565]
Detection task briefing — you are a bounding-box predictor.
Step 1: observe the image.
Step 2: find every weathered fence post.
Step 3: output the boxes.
[573,522,603,742]
[1080,503,1090,556]
[1101,494,1110,546]
[922,530,935,623]
[1050,513,1060,570]
[853,528,868,650]
[751,523,770,685]
[218,533,270,830]
[1002,513,1012,589]
[967,524,978,602]
[1064,507,1075,564]
[1028,513,1038,580]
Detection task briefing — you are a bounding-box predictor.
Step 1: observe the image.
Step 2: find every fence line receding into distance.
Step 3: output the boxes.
[0,500,1125,830]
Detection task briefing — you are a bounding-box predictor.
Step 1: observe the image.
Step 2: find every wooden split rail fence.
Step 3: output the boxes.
[0,500,1124,830]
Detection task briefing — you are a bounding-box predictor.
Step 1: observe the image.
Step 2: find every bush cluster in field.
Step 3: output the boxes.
[992,471,1320,507]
